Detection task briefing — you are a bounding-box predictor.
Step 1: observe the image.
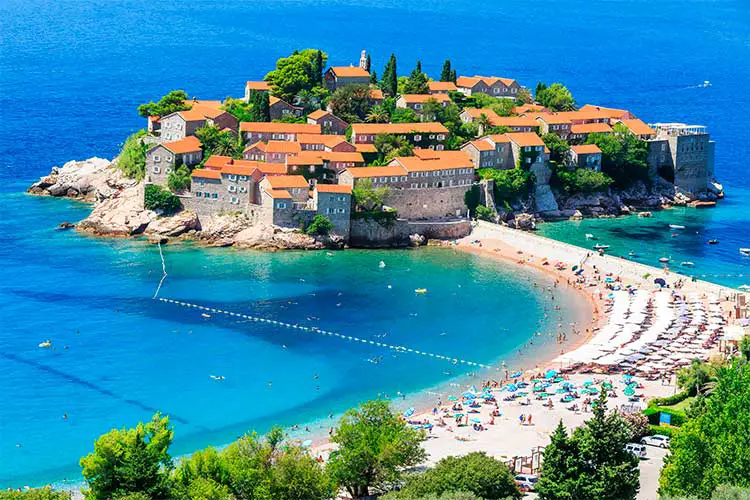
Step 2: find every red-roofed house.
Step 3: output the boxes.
[456,76,522,98]
[324,66,370,91]
[240,122,321,143]
[307,110,349,135]
[146,136,203,186]
[569,122,613,142]
[350,123,449,149]
[244,81,271,102]
[396,94,451,117]
[618,119,656,140]
[160,101,238,142]
[269,96,303,121]
[569,144,603,170]
[428,81,457,94]
[460,135,513,169]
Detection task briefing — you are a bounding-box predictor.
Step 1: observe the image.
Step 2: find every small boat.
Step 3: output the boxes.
[701,80,712,88]
[740,248,750,256]
[628,251,637,257]
[415,288,427,294]
[708,239,719,245]
[201,313,211,318]
[210,375,225,381]
[659,257,670,263]
[379,261,386,268]
[585,233,596,240]
[38,340,51,348]
[680,261,695,267]
[593,244,609,250]
[669,224,685,230]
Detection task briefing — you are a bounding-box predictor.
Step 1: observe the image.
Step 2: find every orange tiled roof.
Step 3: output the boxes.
[323,151,364,163]
[265,141,302,154]
[462,108,503,126]
[246,81,271,91]
[265,175,309,189]
[351,122,449,135]
[489,116,539,128]
[428,81,457,92]
[369,88,384,100]
[506,132,545,147]
[533,113,572,125]
[391,155,473,173]
[191,169,221,180]
[265,189,292,199]
[315,184,352,194]
[307,110,330,120]
[413,149,472,161]
[552,109,612,122]
[619,119,656,136]
[467,139,495,152]
[513,104,547,114]
[160,136,202,154]
[287,152,325,166]
[456,76,518,88]
[204,155,234,169]
[398,93,451,104]
[220,160,261,176]
[580,104,631,119]
[570,122,613,134]
[344,166,407,178]
[355,143,377,153]
[296,134,350,148]
[483,134,511,144]
[571,144,602,154]
[240,122,320,134]
[329,66,369,78]
[244,141,267,152]
[255,163,287,175]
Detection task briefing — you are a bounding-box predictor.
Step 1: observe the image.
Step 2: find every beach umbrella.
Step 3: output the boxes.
[463,391,476,399]
[403,408,415,418]
[572,265,578,271]
[654,278,667,287]
[624,387,636,396]
[545,369,557,379]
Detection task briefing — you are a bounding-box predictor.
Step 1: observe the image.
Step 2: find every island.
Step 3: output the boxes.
[29,49,724,249]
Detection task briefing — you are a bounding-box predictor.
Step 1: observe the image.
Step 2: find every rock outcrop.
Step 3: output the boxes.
[513,213,537,231]
[28,157,136,202]
[76,184,154,236]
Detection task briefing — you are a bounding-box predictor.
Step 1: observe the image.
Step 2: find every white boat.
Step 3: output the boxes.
[680,261,695,267]
[669,224,685,230]
[593,244,609,250]
[740,248,750,256]
[379,261,386,268]
[38,340,51,348]
[585,233,596,240]
[659,257,670,263]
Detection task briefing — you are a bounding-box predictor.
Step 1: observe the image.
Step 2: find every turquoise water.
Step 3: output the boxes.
[2,0,750,488]
[0,179,583,486]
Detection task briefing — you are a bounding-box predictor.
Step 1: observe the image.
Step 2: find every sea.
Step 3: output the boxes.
[0,0,748,488]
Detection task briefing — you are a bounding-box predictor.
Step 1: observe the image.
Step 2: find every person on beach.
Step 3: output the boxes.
[519,413,525,425]
[527,414,533,426]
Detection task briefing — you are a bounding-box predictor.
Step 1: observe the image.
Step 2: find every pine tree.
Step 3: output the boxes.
[536,421,580,500]
[365,53,371,72]
[381,54,398,96]
[440,59,452,82]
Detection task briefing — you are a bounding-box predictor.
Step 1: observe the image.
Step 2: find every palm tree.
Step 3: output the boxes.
[366,106,390,123]
[476,113,492,136]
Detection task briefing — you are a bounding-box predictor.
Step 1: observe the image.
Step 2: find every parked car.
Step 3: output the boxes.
[641,434,670,448]
[515,473,539,492]
[625,442,647,458]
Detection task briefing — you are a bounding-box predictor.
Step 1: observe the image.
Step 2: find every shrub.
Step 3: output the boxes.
[620,411,650,440]
[476,205,495,222]
[306,215,334,236]
[464,184,480,215]
[144,184,181,213]
[648,424,675,438]
[0,487,71,499]
[117,130,148,180]
[650,391,690,407]
[552,164,613,194]
[167,165,191,192]
[478,167,533,203]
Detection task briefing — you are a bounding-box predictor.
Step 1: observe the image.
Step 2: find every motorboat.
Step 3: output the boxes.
[585,233,596,240]
[708,239,719,245]
[593,244,610,250]
[415,288,427,294]
[680,261,695,267]
[669,224,685,230]
[659,257,671,263]
[740,248,750,256]
[38,340,52,348]
[379,261,386,268]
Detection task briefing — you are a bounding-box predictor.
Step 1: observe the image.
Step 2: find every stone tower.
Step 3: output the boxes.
[359,50,367,70]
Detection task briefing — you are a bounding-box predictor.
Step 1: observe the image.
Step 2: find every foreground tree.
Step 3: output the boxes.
[536,392,639,500]
[440,59,453,82]
[536,83,576,111]
[264,49,327,101]
[195,125,241,158]
[677,358,718,396]
[586,123,649,188]
[381,54,398,96]
[374,133,414,162]
[403,61,429,94]
[660,361,750,498]
[327,400,427,498]
[117,130,148,180]
[80,413,174,500]
[137,90,190,118]
[389,452,521,500]
[0,488,71,499]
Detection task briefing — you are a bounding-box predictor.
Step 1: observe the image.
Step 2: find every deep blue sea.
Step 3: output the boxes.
[1,0,749,488]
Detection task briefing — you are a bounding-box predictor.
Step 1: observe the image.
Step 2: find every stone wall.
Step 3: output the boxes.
[385,185,470,219]
[671,134,711,196]
[350,218,471,248]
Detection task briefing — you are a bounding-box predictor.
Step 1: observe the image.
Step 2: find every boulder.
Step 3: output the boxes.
[638,211,653,218]
[145,210,200,237]
[57,222,75,230]
[409,233,426,246]
[77,185,154,236]
[513,213,536,231]
[569,210,584,221]
[28,157,136,202]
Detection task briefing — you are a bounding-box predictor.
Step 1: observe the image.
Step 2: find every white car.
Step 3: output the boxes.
[515,473,539,492]
[625,442,647,458]
[641,434,670,448]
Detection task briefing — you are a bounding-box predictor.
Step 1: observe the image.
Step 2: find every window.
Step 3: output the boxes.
[380,177,388,183]
[228,174,237,181]
[277,202,287,209]
[437,134,445,141]
[166,155,173,162]
[166,167,172,174]
[239,186,246,193]
[212,193,218,199]
[336,208,346,214]
[228,185,236,193]
[390,176,398,182]
[337,196,347,201]
[230,196,238,204]
[415,104,422,110]
[152,166,161,174]
[326,208,332,214]
[203,191,210,197]
[239,176,247,181]
[525,157,531,164]
[414,135,422,141]
[436,144,444,151]
[401,176,407,181]
[154,155,161,163]
[411,183,418,188]
[196,192,202,197]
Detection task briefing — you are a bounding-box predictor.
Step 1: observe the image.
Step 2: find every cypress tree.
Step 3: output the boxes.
[440,59,452,82]
[415,60,422,73]
[381,54,398,96]
[315,50,324,86]
[450,69,457,83]
[365,53,371,72]
[370,70,377,85]
[258,91,270,122]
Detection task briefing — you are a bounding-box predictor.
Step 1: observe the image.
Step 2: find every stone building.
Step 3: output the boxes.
[350,122,449,149]
[459,109,538,133]
[568,122,613,143]
[240,122,320,143]
[461,134,512,169]
[455,76,521,98]
[395,94,451,117]
[297,134,356,152]
[569,144,602,170]
[313,184,352,236]
[323,66,370,92]
[160,101,238,142]
[269,96,303,121]
[145,136,203,186]
[646,123,715,196]
[307,110,349,135]
[534,114,572,139]
[244,81,271,102]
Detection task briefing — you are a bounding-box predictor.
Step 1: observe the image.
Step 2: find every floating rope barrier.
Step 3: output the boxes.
[152,242,168,300]
[157,297,491,369]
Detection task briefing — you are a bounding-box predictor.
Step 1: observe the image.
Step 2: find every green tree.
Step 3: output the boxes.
[536,83,576,111]
[247,90,271,122]
[440,60,453,82]
[542,133,570,163]
[403,61,429,94]
[144,184,181,213]
[464,184,480,216]
[450,69,457,83]
[167,164,192,192]
[374,133,414,162]
[390,107,419,123]
[221,97,254,122]
[660,362,750,498]
[738,336,750,360]
[381,54,398,97]
[478,167,533,203]
[370,70,378,85]
[79,413,174,500]
[420,98,447,122]
[328,400,427,499]
[314,49,324,87]
[476,205,494,222]
[382,492,479,500]
[365,53,371,72]
[195,125,241,158]
[392,452,521,500]
[552,165,614,194]
[475,113,492,136]
[515,88,534,105]
[306,215,334,236]
[366,105,390,123]
[137,90,190,118]
[677,359,718,396]
[265,49,327,101]
[0,487,71,499]
[352,179,390,212]
[329,84,372,123]
[586,123,649,188]
[117,130,148,180]
[536,392,639,500]
[295,88,325,114]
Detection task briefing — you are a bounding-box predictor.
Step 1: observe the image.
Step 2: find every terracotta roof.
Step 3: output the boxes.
[265,189,292,199]
[255,163,287,175]
[265,141,302,154]
[456,76,518,88]
[391,156,473,173]
[571,144,602,155]
[552,110,612,122]
[307,110,330,120]
[462,108,502,126]
[467,139,495,152]
[244,141,266,152]
[398,94,451,104]
[221,163,258,176]
[619,119,656,136]
[265,175,309,189]
[533,113,572,125]
[329,66,369,78]
[513,104,547,114]
[176,108,211,122]
[159,136,202,154]
[315,184,352,194]
[148,116,161,123]
[204,155,234,170]
[506,132,545,147]
[344,166,406,178]
[191,169,221,180]
[269,96,300,109]
[488,116,539,128]
[240,122,320,134]
[296,134,349,148]
[351,122,449,135]
[323,151,364,163]
[369,88,384,100]
[570,122,613,134]
[413,149,472,161]
[287,152,325,166]
[580,104,631,119]
[246,81,271,91]
[428,81,457,92]
[483,134,511,144]
[355,143,377,153]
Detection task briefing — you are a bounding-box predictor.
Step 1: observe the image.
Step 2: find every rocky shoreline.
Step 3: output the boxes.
[28,157,344,251]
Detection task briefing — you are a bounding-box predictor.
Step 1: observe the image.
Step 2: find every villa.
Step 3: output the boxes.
[145,136,203,185]
[456,75,522,98]
[396,93,451,116]
[244,81,271,102]
[569,144,603,170]
[324,52,371,91]
[428,81,457,94]
[269,96,303,121]
[160,100,238,142]
[240,122,321,143]
[307,110,349,135]
[349,122,449,149]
